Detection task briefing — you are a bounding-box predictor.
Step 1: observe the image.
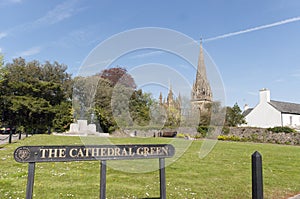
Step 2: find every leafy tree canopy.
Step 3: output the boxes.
[0,57,73,133]
[225,103,246,127]
[90,67,153,132]
[99,67,136,89]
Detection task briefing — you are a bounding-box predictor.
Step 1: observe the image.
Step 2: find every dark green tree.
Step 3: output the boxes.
[129,89,152,126]
[225,103,246,127]
[0,58,73,133]
[52,101,73,132]
[94,77,116,133]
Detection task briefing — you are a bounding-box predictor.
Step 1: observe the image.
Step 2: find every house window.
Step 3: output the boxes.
[290,116,293,125]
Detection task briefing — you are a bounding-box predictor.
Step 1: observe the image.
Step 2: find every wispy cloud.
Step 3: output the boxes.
[0,32,7,39]
[34,0,82,26]
[205,16,300,42]
[17,46,41,57]
[6,0,83,35]
[52,25,100,48]
[0,48,2,53]
[9,0,22,3]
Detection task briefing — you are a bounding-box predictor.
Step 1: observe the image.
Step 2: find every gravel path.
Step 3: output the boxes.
[289,194,300,199]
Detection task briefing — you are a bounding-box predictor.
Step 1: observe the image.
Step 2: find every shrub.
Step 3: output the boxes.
[176,133,186,138]
[267,126,296,133]
[194,133,203,139]
[217,135,241,142]
[250,134,259,142]
[222,126,230,135]
[197,126,215,138]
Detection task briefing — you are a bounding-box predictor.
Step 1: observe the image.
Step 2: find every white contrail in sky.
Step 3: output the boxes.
[204,16,300,42]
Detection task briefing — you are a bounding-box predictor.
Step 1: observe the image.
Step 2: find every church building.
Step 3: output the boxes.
[159,85,181,112]
[159,41,212,115]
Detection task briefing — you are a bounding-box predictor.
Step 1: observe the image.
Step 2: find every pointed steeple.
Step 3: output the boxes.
[159,92,163,105]
[167,84,174,106]
[178,92,182,103]
[191,41,212,104]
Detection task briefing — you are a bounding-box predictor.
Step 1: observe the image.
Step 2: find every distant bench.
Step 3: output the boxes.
[162,131,177,137]
[14,144,175,199]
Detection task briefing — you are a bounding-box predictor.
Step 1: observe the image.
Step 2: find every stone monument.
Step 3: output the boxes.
[67,119,109,137]
[67,120,97,135]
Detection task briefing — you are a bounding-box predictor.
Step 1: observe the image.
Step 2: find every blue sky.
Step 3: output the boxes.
[1,0,300,108]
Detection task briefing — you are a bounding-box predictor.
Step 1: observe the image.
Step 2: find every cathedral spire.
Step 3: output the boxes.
[191,41,212,105]
[159,92,163,105]
[167,84,174,106]
[195,41,207,87]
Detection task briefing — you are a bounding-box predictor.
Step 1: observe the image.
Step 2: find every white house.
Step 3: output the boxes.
[243,89,300,129]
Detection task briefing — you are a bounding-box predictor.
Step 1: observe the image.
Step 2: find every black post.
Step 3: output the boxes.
[9,129,12,143]
[18,131,22,140]
[26,162,35,199]
[159,158,166,199]
[100,160,106,199]
[252,151,263,199]
[26,131,28,137]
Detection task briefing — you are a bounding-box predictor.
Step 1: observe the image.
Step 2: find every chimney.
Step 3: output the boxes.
[244,104,249,111]
[259,88,270,103]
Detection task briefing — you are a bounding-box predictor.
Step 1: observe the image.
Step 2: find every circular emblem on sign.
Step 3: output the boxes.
[15,147,31,162]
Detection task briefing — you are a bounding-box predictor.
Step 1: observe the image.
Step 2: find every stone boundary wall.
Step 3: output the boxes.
[113,127,300,145]
[225,127,300,145]
[113,127,198,137]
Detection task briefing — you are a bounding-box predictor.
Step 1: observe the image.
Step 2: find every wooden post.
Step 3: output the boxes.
[9,129,12,143]
[159,158,166,199]
[26,162,35,199]
[100,160,106,199]
[252,151,263,199]
[18,131,22,140]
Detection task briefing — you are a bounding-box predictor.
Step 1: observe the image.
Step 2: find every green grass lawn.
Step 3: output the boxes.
[1,135,300,199]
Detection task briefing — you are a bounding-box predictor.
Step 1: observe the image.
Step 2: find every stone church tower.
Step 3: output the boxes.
[191,42,212,111]
[159,85,181,111]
